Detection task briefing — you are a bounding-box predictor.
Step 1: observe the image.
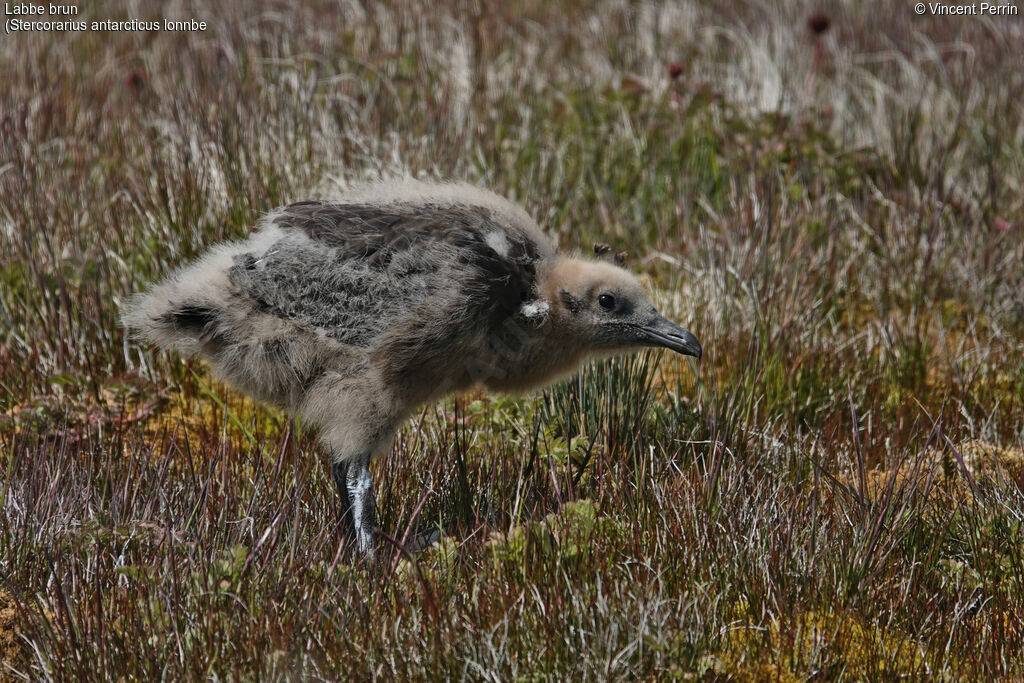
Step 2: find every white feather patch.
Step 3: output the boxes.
[484,230,511,257]
[519,301,549,320]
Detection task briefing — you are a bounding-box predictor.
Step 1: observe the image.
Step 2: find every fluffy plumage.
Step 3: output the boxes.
[123,179,701,560]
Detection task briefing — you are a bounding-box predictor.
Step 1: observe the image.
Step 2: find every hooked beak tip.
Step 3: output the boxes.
[682,334,703,360]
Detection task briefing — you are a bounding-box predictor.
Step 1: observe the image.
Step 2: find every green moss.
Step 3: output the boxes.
[488,499,624,569]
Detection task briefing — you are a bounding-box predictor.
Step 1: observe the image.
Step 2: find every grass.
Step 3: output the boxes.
[2,0,1023,678]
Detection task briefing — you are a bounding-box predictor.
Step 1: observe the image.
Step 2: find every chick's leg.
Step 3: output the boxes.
[309,374,394,564]
[331,453,376,562]
[345,452,376,563]
[331,458,354,539]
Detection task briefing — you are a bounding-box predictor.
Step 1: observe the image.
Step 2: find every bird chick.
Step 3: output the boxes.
[122,180,701,561]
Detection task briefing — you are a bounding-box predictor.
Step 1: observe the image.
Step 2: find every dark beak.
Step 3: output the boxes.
[639,315,702,359]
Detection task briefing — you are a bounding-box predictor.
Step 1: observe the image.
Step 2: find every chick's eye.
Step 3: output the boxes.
[598,293,616,311]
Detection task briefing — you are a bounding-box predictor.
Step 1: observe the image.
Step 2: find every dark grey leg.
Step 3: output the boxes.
[332,459,354,541]
[345,452,375,563]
